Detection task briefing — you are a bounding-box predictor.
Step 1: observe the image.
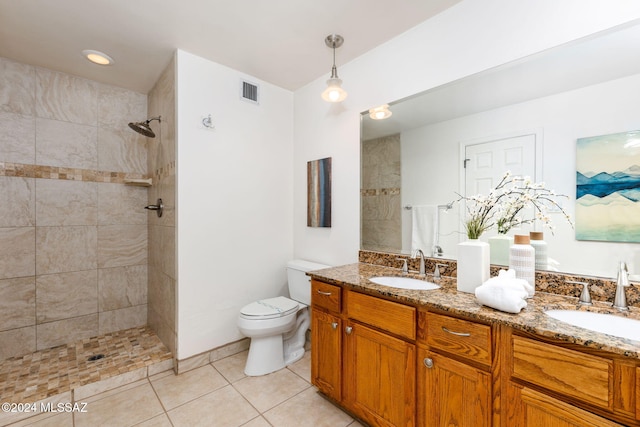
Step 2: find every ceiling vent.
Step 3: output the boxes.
[241,80,259,105]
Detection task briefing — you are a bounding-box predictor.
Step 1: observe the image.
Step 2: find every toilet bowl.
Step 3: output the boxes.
[237,259,329,376]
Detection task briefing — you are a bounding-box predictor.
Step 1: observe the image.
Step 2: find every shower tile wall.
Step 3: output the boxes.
[0,57,149,360]
[147,56,177,356]
[361,133,402,253]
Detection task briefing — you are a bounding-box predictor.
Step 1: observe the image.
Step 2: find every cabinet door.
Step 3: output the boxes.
[418,348,491,427]
[511,383,623,427]
[311,308,342,401]
[344,321,416,427]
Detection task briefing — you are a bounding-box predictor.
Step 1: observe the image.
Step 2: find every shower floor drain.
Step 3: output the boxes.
[87,354,105,361]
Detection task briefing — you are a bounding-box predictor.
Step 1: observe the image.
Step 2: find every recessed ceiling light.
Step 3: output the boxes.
[369,104,392,120]
[82,49,113,65]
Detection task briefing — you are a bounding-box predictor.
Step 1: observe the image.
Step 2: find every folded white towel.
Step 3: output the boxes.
[475,284,528,313]
[475,270,529,314]
[492,269,535,298]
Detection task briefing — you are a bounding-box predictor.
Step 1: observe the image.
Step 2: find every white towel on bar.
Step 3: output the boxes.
[411,205,436,253]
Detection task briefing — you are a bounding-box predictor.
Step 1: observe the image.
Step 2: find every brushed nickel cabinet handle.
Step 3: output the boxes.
[423,358,433,368]
[345,326,353,335]
[317,290,332,296]
[331,322,338,330]
[442,326,471,337]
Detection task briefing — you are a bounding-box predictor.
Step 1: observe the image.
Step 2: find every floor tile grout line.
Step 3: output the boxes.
[227,369,314,422]
[209,360,239,385]
[147,375,172,414]
[284,363,311,385]
[260,383,314,418]
[153,365,233,421]
[144,376,175,427]
[227,381,267,421]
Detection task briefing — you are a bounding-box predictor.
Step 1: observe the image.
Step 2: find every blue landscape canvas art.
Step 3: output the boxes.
[576,130,640,242]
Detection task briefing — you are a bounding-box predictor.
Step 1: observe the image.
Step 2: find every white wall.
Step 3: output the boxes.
[293,0,640,267]
[176,50,294,359]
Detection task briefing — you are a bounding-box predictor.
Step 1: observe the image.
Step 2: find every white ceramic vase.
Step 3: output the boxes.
[488,234,513,266]
[509,235,535,296]
[529,231,548,270]
[457,239,490,293]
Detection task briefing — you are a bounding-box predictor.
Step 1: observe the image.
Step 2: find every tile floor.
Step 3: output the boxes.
[6,351,364,427]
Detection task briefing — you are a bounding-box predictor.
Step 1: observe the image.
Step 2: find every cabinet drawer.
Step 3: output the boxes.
[425,312,492,366]
[311,280,342,313]
[346,291,415,340]
[512,335,613,410]
[519,386,622,427]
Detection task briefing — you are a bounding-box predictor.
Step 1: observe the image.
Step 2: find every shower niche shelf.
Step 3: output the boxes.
[124,178,153,187]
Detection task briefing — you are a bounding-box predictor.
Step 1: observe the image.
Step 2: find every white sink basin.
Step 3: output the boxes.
[545,309,640,341]
[369,276,440,291]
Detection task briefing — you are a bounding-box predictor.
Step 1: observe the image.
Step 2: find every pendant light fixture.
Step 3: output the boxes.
[321,34,348,103]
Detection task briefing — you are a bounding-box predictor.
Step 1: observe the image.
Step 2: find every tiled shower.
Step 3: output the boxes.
[146,57,177,356]
[360,133,401,253]
[0,56,160,360]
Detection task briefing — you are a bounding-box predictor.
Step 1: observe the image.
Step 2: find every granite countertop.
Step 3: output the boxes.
[308,263,640,359]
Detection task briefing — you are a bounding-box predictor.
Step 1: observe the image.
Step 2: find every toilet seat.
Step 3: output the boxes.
[240,296,300,320]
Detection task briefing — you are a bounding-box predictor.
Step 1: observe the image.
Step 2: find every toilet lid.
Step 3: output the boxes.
[240,296,299,319]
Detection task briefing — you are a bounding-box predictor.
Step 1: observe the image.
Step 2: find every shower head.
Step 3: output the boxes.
[128,116,161,138]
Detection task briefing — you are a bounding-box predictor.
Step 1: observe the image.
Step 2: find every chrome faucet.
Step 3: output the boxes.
[613,261,630,311]
[413,249,426,276]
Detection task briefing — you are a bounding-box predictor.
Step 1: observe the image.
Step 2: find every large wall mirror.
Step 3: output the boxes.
[361,20,640,279]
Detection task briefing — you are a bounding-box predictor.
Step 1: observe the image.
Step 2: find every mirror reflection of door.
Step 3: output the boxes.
[463,132,538,238]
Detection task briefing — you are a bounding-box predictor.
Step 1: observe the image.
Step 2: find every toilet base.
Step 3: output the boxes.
[243,308,310,376]
[244,334,286,376]
[284,347,305,366]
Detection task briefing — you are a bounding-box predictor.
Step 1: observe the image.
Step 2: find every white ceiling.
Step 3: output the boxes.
[0,0,462,94]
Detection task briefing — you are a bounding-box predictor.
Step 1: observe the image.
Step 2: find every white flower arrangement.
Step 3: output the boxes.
[455,171,573,239]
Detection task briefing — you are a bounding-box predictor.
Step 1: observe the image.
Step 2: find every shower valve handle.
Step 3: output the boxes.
[144,198,163,218]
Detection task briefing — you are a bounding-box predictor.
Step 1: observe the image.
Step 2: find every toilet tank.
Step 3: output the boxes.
[287,259,330,305]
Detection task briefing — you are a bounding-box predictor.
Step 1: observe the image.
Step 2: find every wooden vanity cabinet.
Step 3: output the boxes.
[311,277,640,427]
[311,280,342,402]
[417,310,494,427]
[311,279,416,427]
[503,328,640,427]
[343,290,416,427]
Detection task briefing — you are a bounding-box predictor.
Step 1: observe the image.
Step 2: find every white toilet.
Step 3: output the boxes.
[237,259,329,376]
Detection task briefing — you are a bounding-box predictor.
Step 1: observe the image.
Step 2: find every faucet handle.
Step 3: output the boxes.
[614,261,630,311]
[566,280,592,305]
[617,261,630,287]
[396,258,408,274]
[434,263,447,280]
